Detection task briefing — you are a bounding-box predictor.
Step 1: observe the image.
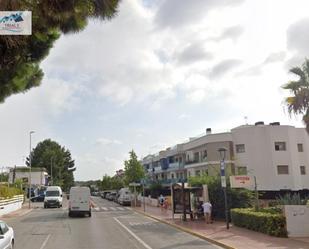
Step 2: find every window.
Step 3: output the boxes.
[176,173,179,179]
[0,222,8,235]
[188,171,191,177]
[300,166,306,175]
[203,150,207,159]
[194,152,199,162]
[275,142,286,151]
[277,165,289,175]
[195,170,200,176]
[298,143,303,152]
[236,144,245,153]
[171,174,174,179]
[237,166,247,175]
[179,157,183,163]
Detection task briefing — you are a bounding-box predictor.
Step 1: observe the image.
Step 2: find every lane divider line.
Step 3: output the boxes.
[39,234,51,249]
[113,217,152,249]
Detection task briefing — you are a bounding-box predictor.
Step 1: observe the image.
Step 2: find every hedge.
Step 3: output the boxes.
[231,208,287,237]
[0,186,23,199]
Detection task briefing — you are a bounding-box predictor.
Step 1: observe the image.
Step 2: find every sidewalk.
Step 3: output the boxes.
[0,201,33,219]
[134,204,309,249]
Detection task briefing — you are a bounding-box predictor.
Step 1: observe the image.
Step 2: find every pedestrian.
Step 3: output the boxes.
[159,194,165,211]
[163,197,168,212]
[202,201,212,224]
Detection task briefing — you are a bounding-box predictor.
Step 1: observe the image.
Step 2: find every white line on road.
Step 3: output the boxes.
[117,207,125,211]
[94,207,100,211]
[114,217,152,249]
[109,207,116,211]
[39,234,51,249]
[101,207,108,211]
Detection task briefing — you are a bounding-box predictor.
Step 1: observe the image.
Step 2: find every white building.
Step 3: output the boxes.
[142,122,309,192]
[8,167,48,186]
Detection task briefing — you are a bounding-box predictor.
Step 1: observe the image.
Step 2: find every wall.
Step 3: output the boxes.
[0,195,24,217]
[284,205,309,237]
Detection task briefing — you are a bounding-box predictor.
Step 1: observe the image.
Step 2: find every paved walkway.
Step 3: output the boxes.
[134,204,309,249]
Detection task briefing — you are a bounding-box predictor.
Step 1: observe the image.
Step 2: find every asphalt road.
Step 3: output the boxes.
[2,197,223,249]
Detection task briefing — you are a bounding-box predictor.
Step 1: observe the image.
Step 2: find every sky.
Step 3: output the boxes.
[1,0,309,180]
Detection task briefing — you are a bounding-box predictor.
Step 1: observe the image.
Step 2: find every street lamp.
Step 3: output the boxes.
[29,131,35,209]
[218,147,229,229]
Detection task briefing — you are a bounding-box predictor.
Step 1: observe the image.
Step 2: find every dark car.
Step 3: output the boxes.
[107,192,116,201]
[31,192,45,202]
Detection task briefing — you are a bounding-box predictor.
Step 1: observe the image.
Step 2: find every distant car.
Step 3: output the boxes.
[107,192,116,201]
[31,192,45,202]
[0,220,14,249]
[113,192,120,203]
[102,191,110,199]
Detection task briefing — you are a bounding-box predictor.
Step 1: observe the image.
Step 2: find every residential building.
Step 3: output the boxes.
[8,166,48,186]
[142,122,309,192]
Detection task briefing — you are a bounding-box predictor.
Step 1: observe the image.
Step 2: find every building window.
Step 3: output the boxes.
[298,143,304,152]
[171,174,174,179]
[237,166,247,175]
[176,173,179,179]
[236,144,245,153]
[195,170,200,176]
[179,157,183,163]
[180,173,183,179]
[277,165,289,175]
[194,152,199,162]
[188,171,191,177]
[300,166,306,175]
[275,142,286,151]
[203,150,207,159]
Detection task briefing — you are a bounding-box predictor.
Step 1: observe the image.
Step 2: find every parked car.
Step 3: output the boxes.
[107,192,116,201]
[44,186,63,208]
[118,188,133,206]
[0,220,14,249]
[31,192,45,202]
[68,186,91,217]
[102,191,110,199]
[113,192,120,203]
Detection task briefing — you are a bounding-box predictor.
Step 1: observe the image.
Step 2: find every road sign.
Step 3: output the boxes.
[221,176,226,188]
[230,175,253,189]
[129,182,141,187]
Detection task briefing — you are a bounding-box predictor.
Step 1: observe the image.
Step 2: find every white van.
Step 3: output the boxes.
[44,186,63,208]
[118,188,132,206]
[68,187,91,217]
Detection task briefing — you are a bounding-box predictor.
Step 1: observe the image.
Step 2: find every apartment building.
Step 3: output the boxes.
[142,122,309,191]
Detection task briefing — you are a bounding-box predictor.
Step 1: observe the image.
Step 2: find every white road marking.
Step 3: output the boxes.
[101,207,108,211]
[117,207,125,211]
[109,207,116,211]
[125,207,132,210]
[39,234,51,249]
[114,217,152,249]
[94,207,100,211]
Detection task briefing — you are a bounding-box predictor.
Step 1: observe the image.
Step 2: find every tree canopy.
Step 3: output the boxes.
[26,139,75,191]
[282,59,309,132]
[124,150,145,186]
[0,0,119,103]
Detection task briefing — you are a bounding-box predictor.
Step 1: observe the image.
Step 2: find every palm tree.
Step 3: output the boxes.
[282,59,309,132]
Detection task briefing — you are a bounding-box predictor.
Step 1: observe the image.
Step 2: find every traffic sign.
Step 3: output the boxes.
[221,176,226,188]
[230,175,253,189]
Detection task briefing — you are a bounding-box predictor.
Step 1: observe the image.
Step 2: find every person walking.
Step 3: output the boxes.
[202,201,212,224]
[159,194,165,211]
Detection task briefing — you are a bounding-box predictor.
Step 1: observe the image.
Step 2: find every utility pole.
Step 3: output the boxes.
[29,131,35,209]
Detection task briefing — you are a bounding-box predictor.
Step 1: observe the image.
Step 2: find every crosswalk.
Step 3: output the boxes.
[93,206,132,212]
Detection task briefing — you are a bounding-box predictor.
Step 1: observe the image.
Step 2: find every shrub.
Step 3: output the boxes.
[231,208,287,237]
[0,186,23,199]
[276,193,309,205]
[189,175,255,219]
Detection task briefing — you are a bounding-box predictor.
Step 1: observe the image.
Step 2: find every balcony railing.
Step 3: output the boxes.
[168,162,185,169]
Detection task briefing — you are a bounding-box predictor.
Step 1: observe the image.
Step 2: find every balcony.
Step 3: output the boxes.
[168,162,185,169]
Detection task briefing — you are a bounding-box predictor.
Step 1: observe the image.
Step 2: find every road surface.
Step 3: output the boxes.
[2,197,223,249]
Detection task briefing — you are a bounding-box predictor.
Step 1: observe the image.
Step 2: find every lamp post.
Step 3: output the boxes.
[29,131,35,209]
[218,147,229,229]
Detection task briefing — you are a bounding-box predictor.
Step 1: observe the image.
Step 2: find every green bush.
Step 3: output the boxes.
[276,193,309,205]
[231,208,287,237]
[0,186,23,199]
[188,175,254,219]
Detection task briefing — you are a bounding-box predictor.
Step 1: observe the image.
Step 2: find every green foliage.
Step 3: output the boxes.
[26,139,75,191]
[282,58,309,133]
[188,174,254,218]
[0,186,23,199]
[231,208,287,237]
[124,150,145,186]
[0,0,119,103]
[101,174,124,190]
[276,193,309,205]
[0,173,9,182]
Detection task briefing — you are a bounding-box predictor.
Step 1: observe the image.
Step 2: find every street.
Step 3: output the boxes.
[1,197,223,249]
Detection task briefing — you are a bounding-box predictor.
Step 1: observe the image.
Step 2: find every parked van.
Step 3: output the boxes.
[118,188,132,206]
[44,186,63,208]
[68,186,91,217]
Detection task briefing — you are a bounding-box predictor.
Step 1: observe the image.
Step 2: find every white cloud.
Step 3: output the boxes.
[96,138,123,146]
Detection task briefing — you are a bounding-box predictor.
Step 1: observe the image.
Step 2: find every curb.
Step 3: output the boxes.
[133,208,236,249]
[1,208,33,219]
